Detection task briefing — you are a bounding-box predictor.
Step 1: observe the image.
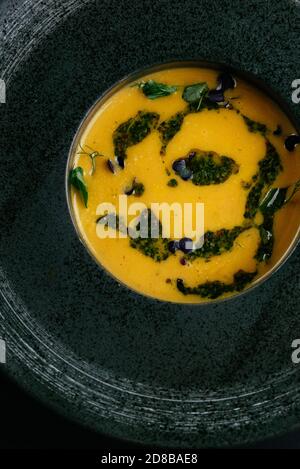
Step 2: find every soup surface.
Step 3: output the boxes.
[69,67,300,303]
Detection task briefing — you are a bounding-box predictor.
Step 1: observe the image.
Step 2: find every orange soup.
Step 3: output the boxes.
[68,66,300,303]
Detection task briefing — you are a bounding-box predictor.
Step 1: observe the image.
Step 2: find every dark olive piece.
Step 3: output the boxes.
[179,237,193,253]
[107,159,116,174]
[172,159,186,173]
[273,125,282,136]
[168,240,179,253]
[284,134,300,152]
[217,72,236,91]
[117,156,125,168]
[208,89,225,103]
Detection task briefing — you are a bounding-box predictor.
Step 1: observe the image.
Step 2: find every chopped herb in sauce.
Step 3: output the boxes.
[255,179,300,262]
[242,115,267,136]
[113,111,159,162]
[124,178,145,196]
[129,209,170,262]
[244,140,282,218]
[134,80,178,99]
[69,167,88,208]
[167,178,178,187]
[158,111,185,155]
[255,213,274,262]
[241,180,252,190]
[186,226,248,261]
[173,150,239,185]
[244,181,264,219]
[176,270,257,299]
[259,140,282,184]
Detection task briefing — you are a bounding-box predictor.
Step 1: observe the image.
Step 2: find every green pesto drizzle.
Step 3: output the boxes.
[157,101,219,155]
[255,213,274,262]
[179,150,239,185]
[129,209,170,262]
[113,111,159,161]
[242,115,267,136]
[133,80,178,99]
[176,270,258,299]
[254,181,300,262]
[244,180,264,219]
[186,226,249,261]
[259,140,283,184]
[158,111,185,155]
[244,140,282,219]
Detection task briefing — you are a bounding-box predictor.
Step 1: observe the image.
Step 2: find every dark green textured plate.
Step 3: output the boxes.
[0,0,300,447]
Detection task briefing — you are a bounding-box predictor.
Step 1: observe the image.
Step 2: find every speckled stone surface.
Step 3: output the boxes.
[0,0,299,447]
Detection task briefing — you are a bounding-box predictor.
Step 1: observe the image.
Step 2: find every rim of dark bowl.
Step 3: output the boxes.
[65,59,300,307]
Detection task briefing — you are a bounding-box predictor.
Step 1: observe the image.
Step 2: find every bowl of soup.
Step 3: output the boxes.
[66,61,300,304]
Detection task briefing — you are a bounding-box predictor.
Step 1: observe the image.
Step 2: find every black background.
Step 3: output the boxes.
[0,370,300,449]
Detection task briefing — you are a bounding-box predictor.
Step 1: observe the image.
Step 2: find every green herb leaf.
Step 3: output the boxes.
[77,144,104,175]
[259,179,300,214]
[134,80,178,100]
[259,187,287,214]
[182,82,209,110]
[69,167,88,208]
